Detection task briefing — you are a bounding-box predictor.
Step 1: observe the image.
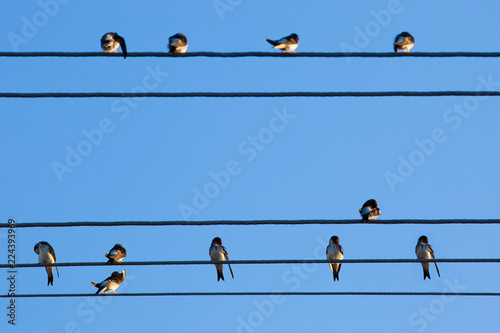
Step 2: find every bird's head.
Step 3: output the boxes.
[329,236,339,244]
[212,237,222,246]
[418,235,429,244]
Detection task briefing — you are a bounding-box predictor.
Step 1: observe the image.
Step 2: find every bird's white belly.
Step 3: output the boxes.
[40,252,54,264]
[210,251,225,261]
[416,247,431,259]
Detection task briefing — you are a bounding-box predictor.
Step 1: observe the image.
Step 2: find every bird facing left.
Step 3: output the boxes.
[101,32,127,59]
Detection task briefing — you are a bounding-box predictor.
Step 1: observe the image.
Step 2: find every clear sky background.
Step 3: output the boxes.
[1,1,500,332]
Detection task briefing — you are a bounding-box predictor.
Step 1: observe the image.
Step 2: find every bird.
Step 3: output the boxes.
[266,33,299,53]
[105,244,127,264]
[359,199,381,221]
[326,236,344,281]
[415,235,440,280]
[91,269,126,295]
[101,32,127,58]
[209,237,234,281]
[393,32,415,53]
[34,241,60,286]
[168,33,188,53]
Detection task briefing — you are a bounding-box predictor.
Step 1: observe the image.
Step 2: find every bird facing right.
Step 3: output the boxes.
[91,269,126,295]
[359,199,381,221]
[105,244,127,264]
[415,235,440,280]
[326,236,344,281]
[209,237,234,281]
[266,33,299,53]
[168,33,188,53]
[393,32,415,53]
[34,241,60,286]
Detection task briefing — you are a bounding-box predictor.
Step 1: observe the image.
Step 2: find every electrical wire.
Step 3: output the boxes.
[1,91,499,98]
[2,258,499,269]
[2,291,498,298]
[1,52,500,58]
[2,219,500,228]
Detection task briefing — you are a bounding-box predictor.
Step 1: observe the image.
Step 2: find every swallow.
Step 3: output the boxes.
[326,236,344,281]
[91,269,126,295]
[359,199,381,221]
[105,244,127,264]
[209,237,234,281]
[168,33,188,54]
[101,32,127,58]
[415,235,440,280]
[394,32,415,53]
[34,241,60,286]
[266,33,299,53]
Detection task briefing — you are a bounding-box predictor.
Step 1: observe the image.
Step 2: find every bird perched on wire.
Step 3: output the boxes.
[209,237,234,281]
[91,269,126,295]
[415,235,440,280]
[105,244,127,264]
[266,33,299,53]
[326,236,344,281]
[101,32,127,58]
[168,33,188,53]
[359,199,381,221]
[34,241,60,286]
[393,32,415,53]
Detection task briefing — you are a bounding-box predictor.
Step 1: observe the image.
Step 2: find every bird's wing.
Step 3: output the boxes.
[394,36,410,46]
[48,244,59,277]
[429,246,440,277]
[277,36,290,44]
[117,35,127,58]
[48,244,56,261]
[223,247,234,279]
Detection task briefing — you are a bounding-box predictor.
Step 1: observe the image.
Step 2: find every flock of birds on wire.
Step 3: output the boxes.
[34,30,419,294]
[36,31,418,294]
[100,31,416,59]
[32,199,440,295]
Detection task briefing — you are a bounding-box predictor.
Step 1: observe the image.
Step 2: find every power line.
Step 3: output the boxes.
[3,258,499,269]
[2,291,499,298]
[2,219,500,228]
[1,52,500,58]
[1,91,499,98]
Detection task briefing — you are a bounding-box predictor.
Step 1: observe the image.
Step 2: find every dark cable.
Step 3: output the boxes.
[1,91,500,98]
[3,258,499,269]
[2,291,499,298]
[2,219,500,228]
[1,52,500,58]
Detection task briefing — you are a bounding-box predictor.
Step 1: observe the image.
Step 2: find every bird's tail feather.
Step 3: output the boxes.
[266,39,278,46]
[424,269,431,280]
[91,282,104,294]
[46,267,54,286]
[228,263,234,279]
[217,270,224,282]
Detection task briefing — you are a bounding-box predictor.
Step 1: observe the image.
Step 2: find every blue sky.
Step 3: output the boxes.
[1,1,500,332]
